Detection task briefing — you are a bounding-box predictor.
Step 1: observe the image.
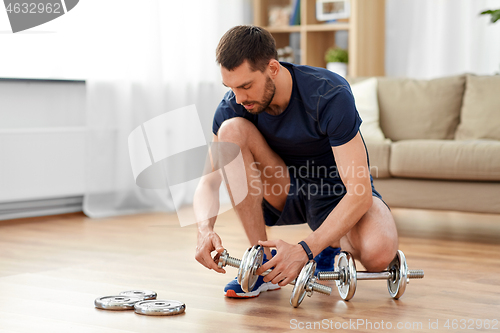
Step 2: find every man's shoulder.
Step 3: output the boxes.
[286,62,350,91]
[285,62,353,111]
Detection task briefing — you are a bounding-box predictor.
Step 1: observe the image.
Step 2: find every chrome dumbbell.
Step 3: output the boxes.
[289,260,332,308]
[317,250,424,300]
[216,245,332,307]
[216,245,264,293]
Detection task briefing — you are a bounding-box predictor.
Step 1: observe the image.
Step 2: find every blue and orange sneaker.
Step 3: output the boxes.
[224,249,280,298]
[313,246,341,275]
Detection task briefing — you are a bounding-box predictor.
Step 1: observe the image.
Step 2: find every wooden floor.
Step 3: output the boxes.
[0,207,499,333]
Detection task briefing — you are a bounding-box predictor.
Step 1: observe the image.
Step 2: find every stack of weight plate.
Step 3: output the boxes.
[94,290,185,316]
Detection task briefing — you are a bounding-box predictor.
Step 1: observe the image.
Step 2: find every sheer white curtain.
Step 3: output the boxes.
[83,0,251,217]
[386,0,500,79]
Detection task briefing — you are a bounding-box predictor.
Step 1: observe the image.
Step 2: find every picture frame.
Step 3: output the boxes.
[316,0,351,21]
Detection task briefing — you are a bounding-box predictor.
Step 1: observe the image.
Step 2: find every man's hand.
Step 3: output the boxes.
[256,239,309,286]
[195,230,226,273]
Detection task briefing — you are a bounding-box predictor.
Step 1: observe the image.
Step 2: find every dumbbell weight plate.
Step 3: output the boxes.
[94,295,143,310]
[134,300,186,316]
[290,260,316,308]
[237,247,252,290]
[387,250,408,299]
[238,245,264,293]
[119,290,157,300]
[336,251,357,301]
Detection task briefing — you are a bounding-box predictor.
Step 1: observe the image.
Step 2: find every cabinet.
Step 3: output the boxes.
[253,0,385,77]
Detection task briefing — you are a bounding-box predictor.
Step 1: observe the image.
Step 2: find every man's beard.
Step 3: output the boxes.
[243,76,276,115]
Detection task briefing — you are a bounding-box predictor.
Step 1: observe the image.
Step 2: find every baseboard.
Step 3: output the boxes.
[0,196,83,221]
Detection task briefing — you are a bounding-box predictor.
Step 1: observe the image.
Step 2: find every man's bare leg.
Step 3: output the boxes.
[217,118,290,259]
[339,197,399,271]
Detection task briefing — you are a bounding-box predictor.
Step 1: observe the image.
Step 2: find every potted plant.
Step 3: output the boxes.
[480,9,500,23]
[325,47,348,77]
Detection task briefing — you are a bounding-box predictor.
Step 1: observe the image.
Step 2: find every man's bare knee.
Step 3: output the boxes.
[217,118,254,145]
[348,198,399,271]
[360,239,398,271]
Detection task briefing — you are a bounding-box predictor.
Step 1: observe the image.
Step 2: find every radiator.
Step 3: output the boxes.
[0,78,86,220]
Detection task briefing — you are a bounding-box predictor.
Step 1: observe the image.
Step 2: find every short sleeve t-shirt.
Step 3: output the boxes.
[212,62,363,182]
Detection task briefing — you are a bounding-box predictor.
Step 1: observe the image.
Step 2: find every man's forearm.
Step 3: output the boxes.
[194,175,222,233]
[303,190,372,257]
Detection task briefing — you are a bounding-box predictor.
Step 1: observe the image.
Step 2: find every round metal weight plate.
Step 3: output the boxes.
[134,300,186,316]
[119,290,157,300]
[387,250,408,299]
[336,252,357,301]
[290,260,316,308]
[94,295,143,310]
[238,245,264,293]
[237,247,251,286]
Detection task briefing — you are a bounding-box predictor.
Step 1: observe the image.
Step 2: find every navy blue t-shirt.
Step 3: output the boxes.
[212,62,362,182]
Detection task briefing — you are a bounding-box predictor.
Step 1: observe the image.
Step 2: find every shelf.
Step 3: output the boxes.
[265,25,302,33]
[266,23,349,33]
[264,23,349,34]
[254,0,385,76]
[305,23,350,31]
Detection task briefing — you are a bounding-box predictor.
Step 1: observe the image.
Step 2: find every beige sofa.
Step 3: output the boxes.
[351,74,500,214]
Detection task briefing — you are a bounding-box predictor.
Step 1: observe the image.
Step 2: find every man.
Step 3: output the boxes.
[194,25,398,298]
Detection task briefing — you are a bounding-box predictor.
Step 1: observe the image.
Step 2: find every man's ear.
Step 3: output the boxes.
[268,59,280,78]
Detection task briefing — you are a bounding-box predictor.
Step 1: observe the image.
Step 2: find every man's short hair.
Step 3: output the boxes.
[216,25,278,72]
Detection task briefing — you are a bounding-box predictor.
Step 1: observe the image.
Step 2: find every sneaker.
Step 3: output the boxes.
[224,249,280,298]
[313,246,341,275]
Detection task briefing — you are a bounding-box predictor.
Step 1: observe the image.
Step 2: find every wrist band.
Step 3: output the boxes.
[298,241,314,261]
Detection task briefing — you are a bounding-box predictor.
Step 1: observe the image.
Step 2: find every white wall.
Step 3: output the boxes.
[386,0,500,79]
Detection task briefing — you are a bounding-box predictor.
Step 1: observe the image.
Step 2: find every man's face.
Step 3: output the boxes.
[221,60,275,115]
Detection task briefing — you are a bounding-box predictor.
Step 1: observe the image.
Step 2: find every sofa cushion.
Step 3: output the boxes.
[365,139,391,179]
[377,75,465,141]
[390,140,500,181]
[351,78,386,142]
[373,178,500,214]
[455,75,500,141]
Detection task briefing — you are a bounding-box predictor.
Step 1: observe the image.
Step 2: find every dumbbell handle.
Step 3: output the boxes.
[250,264,331,295]
[218,251,331,295]
[218,253,241,269]
[221,256,273,277]
[317,269,425,281]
